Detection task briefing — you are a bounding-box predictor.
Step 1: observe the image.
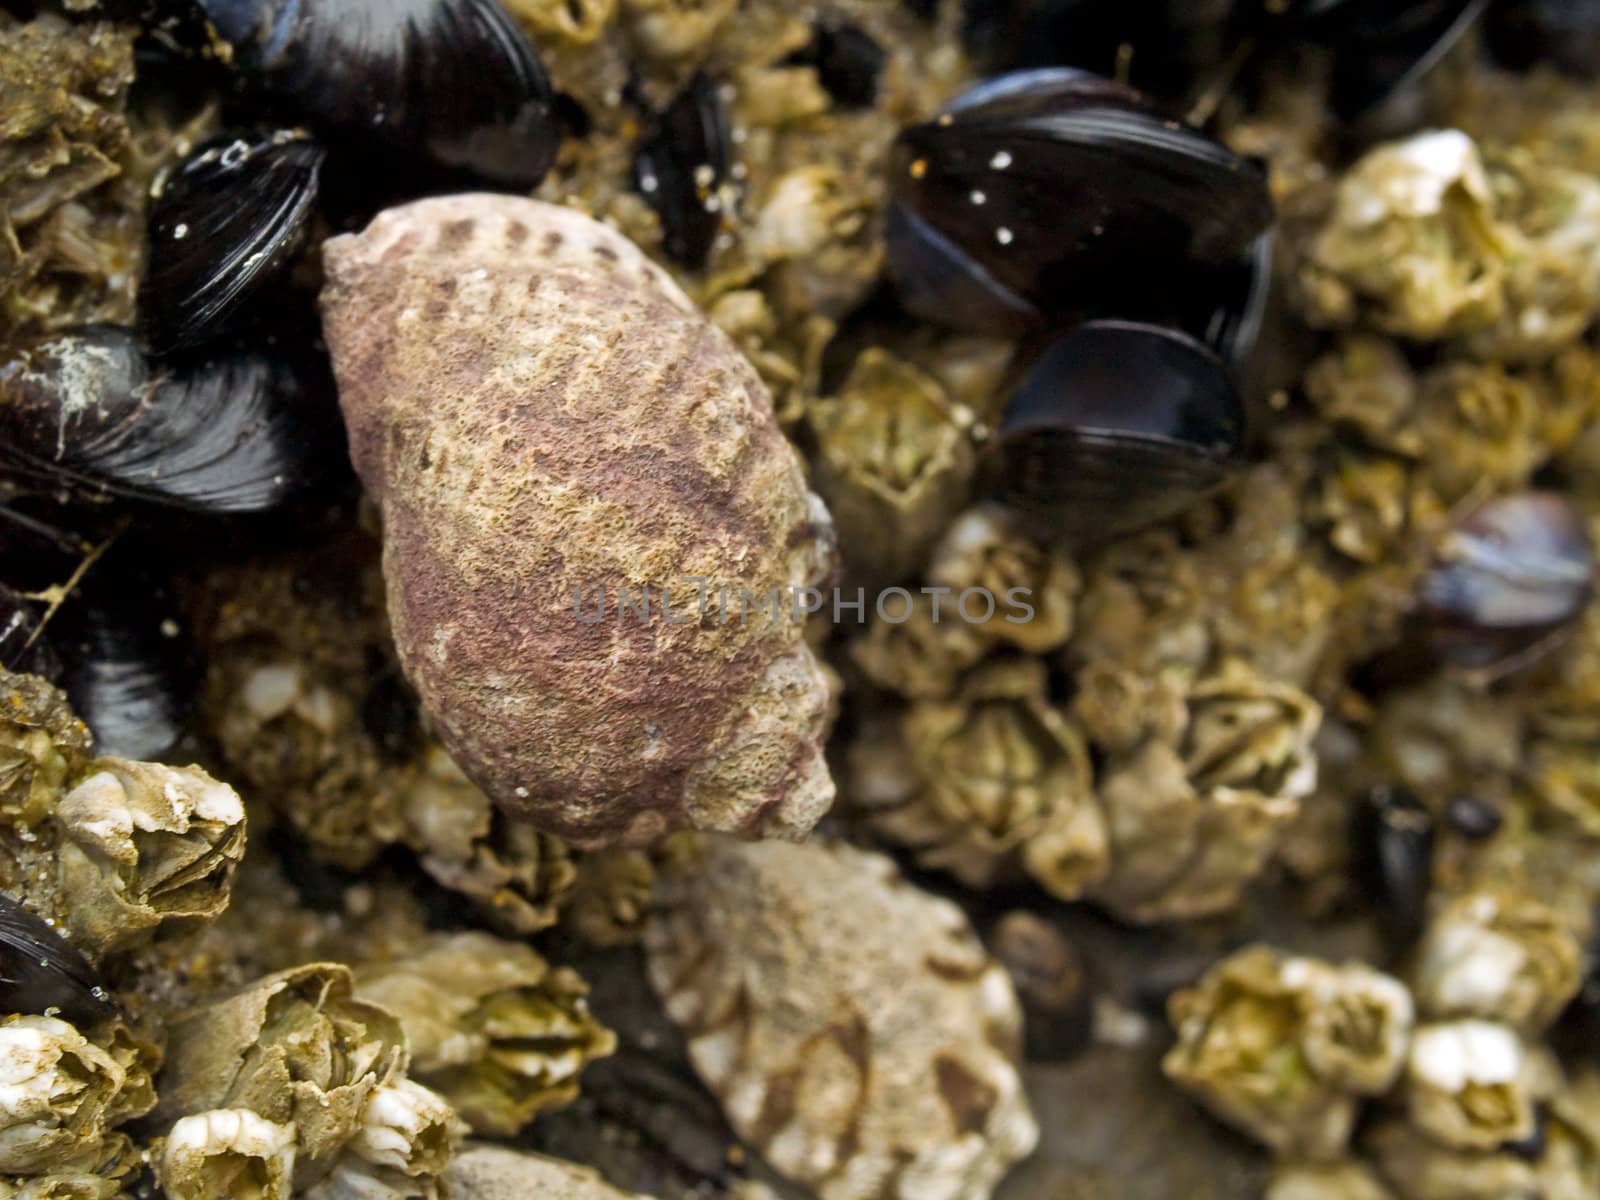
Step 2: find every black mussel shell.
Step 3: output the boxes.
[197,0,559,188]
[0,326,340,515]
[982,319,1246,543]
[632,73,732,271]
[140,129,324,355]
[1351,782,1435,952]
[1417,491,1594,673]
[53,555,196,762]
[889,68,1274,335]
[0,894,117,1026]
[1191,231,1273,374]
[1488,0,1600,78]
[0,583,60,683]
[882,201,1045,335]
[786,21,888,108]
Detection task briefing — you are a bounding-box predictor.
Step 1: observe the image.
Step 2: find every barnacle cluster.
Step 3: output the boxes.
[7,0,1600,1198]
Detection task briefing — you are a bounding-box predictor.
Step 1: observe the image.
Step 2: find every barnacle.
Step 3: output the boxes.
[925,506,1080,654]
[1401,1020,1556,1151]
[0,13,139,336]
[153,964,411,1189]
[853,658,1106,896]
[53,758,245,957]
[1411,888,1585,1034]
[1368,1063,1600,1199]
[806,347,976,585]
[395,747,577,937]
[0,670,245,960]
[1164,946,1414,1158]
[1300,129,1508,339]
[352,932,615,1137]
[157,1109,297,1200]
[849,592,991,700]
[1088,660,1320,923]
[645,837,1036,1200]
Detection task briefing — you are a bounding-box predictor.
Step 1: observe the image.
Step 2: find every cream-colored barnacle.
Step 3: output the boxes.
[54,759,246,957]
[808,348,976,586]
[352,932,614,1137]
[0,1016,125,1176]
[856,658,1106,898]
[1301,129,1508,338]
[158,1109,296,1200]
[1411,889,1585,1035]
[926,506,1080,654]
[1403,1021,1557,1151]
[644,838,1036,1200]
[1163,946,1413,1159]
[153,964,408,1188]
[319,194,837,848]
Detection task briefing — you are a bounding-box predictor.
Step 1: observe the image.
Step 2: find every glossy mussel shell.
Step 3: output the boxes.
[140,129,324,354]
[982,319,1245,543]
[1418,490,1594,672]
[198,0,559,187]
[0,325,338,514]
[888,68,1274,335]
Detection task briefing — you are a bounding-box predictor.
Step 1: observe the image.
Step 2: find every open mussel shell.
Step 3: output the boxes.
[1416,491,1594,673]
[981,319,1246,544]
[0,894,116,1026]
[0,325,341,515]
[140,129,324,354]
[632,73,732,271]
[1488,0,1600,78]
[196,0,559,187]
[888,68,1273,335]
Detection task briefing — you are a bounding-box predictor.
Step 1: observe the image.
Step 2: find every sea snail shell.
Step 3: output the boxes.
[320,194,837,846]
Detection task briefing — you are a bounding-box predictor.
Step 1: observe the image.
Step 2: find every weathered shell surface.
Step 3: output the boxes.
[320,194,837,847]
[644,837,1038,1200]
[446,1143,647,1199]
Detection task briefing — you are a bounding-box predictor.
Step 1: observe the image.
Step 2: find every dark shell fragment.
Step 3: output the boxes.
[888,68,1274,335]
[0,894,116,1026]
[197,0,559,187]
[0,326,341,515]
[140,129,325,354]
[981,319,1246,543]
[1351,783,1435,953]
[1417,491,1594,674]
[632,73,732,271]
